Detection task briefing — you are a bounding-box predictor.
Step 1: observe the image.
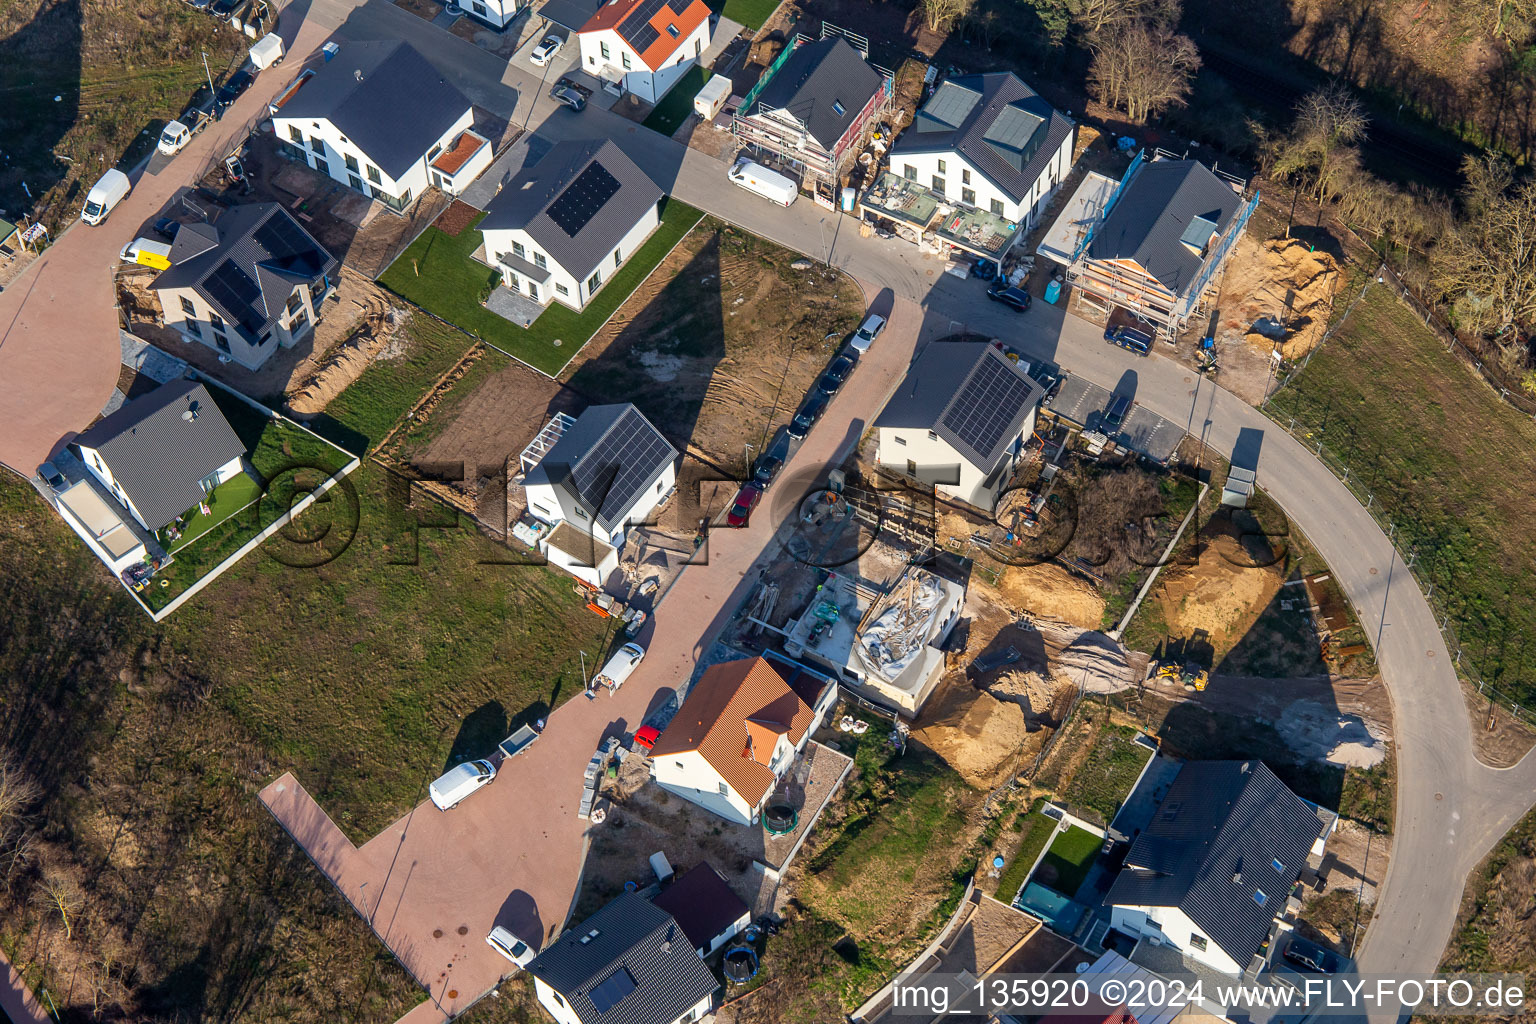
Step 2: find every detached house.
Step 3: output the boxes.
[874,342,1045,511]
[525,892,719,1024]
[1104,760,1331,976]
[479,139,664,311]
[649,656,834,826]
[1064,155,1254,341]
[271,41,492,209]
[889,72,1075,235]
[520,404,678,586]
[732,35,890,193]
[577,0,713,104]
[152,203,337,371]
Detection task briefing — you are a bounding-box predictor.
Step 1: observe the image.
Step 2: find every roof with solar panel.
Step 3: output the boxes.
[480,138,663,282]
[152,202,337,344]
[876,342,1045,471]
[524,891,717,1024]
[523,403,678,535]
[578,0,711,70]
[892,71,1075,205]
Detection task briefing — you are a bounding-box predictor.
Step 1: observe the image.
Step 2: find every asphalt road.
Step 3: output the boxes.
[3,0,1533,992]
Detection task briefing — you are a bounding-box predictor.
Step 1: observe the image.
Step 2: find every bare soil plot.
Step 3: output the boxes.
[560,218,865,468]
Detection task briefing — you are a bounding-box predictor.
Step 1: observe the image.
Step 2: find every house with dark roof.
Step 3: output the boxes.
[270,41,491,209]
[525,891,719,1024]
[890,72,1075,231]
[732,35,890,189]
[1103,761,1331,976]
[874,342,1045,511]
[480,139,664,311]
[649,656,833,826]
[152,203,337,371]
[1065,156,1253,341]
[520,403,678,586]
[71,380,247,537]
[649,862,751,956]
[576,0,713,104]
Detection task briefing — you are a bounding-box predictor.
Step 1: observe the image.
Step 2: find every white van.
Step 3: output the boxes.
[81,169,131,226]
[486,926,536,967]
[728,158,797,207]
[592,642,645,694]
[119,237,173,269]
[428,758,496,810]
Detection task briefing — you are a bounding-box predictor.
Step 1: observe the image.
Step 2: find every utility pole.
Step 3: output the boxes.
[201,50,216,99]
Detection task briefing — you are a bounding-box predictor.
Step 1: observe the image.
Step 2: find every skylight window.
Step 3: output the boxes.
[1253,890,1268,907]
[1271,858,1285,873]
[667,23,679,36]
[832,100,846,116]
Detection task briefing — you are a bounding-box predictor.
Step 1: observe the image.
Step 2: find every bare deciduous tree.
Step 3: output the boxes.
[1069,0,1179,32]
[1088,21,1200,123]
[1432,154,1536,345]
[1273,83,1369,204]
[32,868,86,940]
[920,0,973,32]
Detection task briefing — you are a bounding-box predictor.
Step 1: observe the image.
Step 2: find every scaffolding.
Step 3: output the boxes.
[518,412,576,476]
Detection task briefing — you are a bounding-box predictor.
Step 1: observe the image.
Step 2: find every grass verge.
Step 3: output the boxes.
[378,200,703,376]
[1439,803,1536,974]
[994,799,1055,903]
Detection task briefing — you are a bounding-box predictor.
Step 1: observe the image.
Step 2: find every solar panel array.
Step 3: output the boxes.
[569,408,674,526]
[547,161,621,238]
[587,967,638,1014]
[619,0,692,53]
[203,261,262,330]
[940,352,1035,460]
[254,213,321,262]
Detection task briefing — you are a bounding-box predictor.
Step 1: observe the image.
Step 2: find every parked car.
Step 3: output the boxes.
[633,725,661,751]
[727,483,762,527]
[971,257,999,281]
[786,394,827,439]
[530,34,563,66]
[986,281,1031,312]
[428,759,496,810]
[153,216,180,240]
[550,81,586,111]
[849,313,886,354]
[37,462,65,490]
[817,354,855,395]
[592,642,645,693]
[1103,392,1132,430]
[215,69,254,110]
[1282,935,1343,974]
[209,0,240,16]
[1104,324,1153,356]
[486,926,536,968]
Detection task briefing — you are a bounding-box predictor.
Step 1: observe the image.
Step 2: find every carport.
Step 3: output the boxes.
[535,0,603,31]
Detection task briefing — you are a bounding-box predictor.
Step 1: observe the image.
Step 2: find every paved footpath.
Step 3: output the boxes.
[0,944,50,1024]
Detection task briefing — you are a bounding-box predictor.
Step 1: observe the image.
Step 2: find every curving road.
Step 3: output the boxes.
[2,0,1532,991]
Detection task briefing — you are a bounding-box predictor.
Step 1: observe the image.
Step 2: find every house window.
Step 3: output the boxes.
[288,125,303,144]
[512,241,526,259]
[962,168,971,185]
[962,187,976,205]
[892,436,906,445]
[931,176,945,195]
[550,991,566,1008]
[656,480,663,493]
[903,164,916,181]
[428,143,442,161]
[587,270,602,294]
[937,158,947,174]
[400,188,412,205]
[927,430,938,441]
[990,198,1004,216]
[667,22,679,36]
[471,0,486,12]
[214,333,230,354]
[695,38,702,55]
[185,320,202,338]
[555,282,569,296]
[309,136,323,152]
[1271,858,1285,873]
[209,313,225,332]
[1253,890,1268,907]
[366,164,382,185]
[291,309,310,331]
[718,781,728,795]
[313,157,330,176]
[675,762,685,770]
[1190,934,1208,952]
[533,251,547,269]
[345,153,359,173]
[286,293,303,316]
[832,100,845,116]
[574,507,588,519]
[614,249,622,268]
[906,459,916,475]
[600,40,610,59]
[621,51,631,70]
[180,296,197,316]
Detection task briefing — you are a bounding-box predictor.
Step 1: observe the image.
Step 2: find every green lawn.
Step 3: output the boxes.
[643,66,709,136]
[995,799,1055,903]
[166,471,263,552]
[378,200,704,376]
[1267,282,1536,706]
[1060,723,1152,826]
[1037,825,1102,898]
[709,0,781,30]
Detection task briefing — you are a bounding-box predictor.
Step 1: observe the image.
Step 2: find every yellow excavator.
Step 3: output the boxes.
[1155,658,1209,692]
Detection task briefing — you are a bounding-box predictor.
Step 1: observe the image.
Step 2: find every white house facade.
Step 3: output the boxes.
[576,0,712,104]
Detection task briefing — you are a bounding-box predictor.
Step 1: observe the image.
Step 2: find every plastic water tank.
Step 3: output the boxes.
[840,187,855,212]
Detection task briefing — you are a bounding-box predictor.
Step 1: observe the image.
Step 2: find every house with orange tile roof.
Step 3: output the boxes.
[649,656,834,825]
[576,0,713,105]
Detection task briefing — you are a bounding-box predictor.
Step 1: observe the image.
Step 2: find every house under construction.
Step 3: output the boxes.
[731,28,893,203]
[1055,151,1257,342]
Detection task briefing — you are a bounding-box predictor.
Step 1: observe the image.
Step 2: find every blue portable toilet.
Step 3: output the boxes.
[322,42,340,62]
[1044,279,1062,305]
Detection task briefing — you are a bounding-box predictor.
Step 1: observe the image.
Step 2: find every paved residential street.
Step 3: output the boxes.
[0,0,1533,1013]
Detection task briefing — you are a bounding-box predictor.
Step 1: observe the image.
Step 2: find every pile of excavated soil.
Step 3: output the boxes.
[987,667,1073,724]
[914,675,1036,786]
[1216,235,1341,360]
[1157,533,1284,652]
[287,306,408,416]
[997,563,1106,629]
[1051,627,1142,694]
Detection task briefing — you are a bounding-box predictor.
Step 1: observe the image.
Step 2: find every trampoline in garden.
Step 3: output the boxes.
[763,803,797,835]
[723,945,759,983]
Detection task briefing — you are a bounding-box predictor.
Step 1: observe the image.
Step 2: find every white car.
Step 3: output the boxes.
[487,926,536,967]
[530,35,563,67]
[849,313,886,353]
[428,758,496,810]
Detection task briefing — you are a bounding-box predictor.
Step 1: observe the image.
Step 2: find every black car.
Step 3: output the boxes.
[215,69,254,109]
[787,394,828,439]
[1103,392,1132,430]
[986,282,1031,312]
[1105,325,1153,356]
[817,354,855,395]
[1282,935,1344,974]
[153,216,180,240]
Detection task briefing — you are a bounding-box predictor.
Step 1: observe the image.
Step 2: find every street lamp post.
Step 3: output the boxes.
[744,442,755,478]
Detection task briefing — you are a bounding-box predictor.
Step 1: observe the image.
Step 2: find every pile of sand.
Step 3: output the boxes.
[1157,534,1283,650]
[1216,235,1341,360]
[997,563,1106,629]
[914,679,1033,786]
[287,307,407,416]
[987,667,1072,724]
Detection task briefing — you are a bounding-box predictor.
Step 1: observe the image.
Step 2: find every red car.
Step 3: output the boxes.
[727,483,762,527]
[634,725,661,751]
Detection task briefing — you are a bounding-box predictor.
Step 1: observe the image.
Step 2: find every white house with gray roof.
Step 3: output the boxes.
[874,342,1044,511]
[521,404,678,585]
[152,203,337,371]
[479,139,664,311]
[270,41,491,209]
[890,72,1075,230]
[1104,760,1331,976]
[524,891,718,1024]
[72,380,247,537]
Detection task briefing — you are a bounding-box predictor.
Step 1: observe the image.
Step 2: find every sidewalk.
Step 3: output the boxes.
[0,945,50,1024]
